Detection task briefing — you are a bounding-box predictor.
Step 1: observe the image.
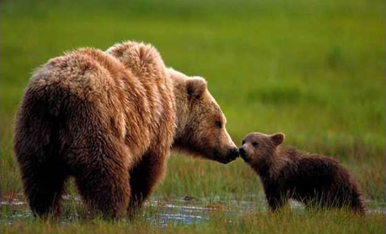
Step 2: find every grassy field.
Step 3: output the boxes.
[1,0,385,233]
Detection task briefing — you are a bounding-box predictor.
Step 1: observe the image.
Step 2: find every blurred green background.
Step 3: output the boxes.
[0,0,385,232]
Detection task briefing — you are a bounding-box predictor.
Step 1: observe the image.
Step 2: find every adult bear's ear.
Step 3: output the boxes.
[271,133,285,146]
[186,77,207,99]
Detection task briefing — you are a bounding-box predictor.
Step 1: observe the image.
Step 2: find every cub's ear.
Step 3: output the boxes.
[186,77,207,99]
[271,133,285,146]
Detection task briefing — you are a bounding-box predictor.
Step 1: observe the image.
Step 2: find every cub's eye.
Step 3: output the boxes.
[252,142,259,147]
[215,120,222,128]
[242,140,246,145]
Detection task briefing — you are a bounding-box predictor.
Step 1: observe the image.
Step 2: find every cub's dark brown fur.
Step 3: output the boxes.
[239,132,365,214]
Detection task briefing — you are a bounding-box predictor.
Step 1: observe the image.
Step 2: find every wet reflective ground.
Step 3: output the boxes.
[1,193,385,228]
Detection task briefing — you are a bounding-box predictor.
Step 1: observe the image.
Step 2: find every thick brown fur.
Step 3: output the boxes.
[239,132,365,214]
[14,41,238,219]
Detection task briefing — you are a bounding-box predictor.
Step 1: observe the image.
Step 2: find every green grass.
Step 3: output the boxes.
[1,0,385,232]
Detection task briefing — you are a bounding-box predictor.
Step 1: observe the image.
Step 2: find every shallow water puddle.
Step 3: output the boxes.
[147,200,210,227]
[144,194,272,227]
[1,195,385,227]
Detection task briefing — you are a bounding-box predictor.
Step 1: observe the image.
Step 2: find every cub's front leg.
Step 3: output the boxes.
[264,184,288,212]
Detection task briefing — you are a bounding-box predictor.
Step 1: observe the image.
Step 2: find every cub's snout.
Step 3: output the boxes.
[239,147,246,156]
[238,146,250,162]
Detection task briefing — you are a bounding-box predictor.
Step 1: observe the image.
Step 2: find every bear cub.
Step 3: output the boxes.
[239,132,365,214]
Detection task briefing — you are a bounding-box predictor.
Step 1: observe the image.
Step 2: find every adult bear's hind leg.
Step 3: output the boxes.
[21,160,68,218]
[73,139,131,219]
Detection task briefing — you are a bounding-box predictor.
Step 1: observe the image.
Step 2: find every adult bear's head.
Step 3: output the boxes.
[169,68,239,164]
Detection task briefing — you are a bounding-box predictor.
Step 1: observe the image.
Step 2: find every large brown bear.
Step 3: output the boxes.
[239,132,365,214]
[14,41,239,219]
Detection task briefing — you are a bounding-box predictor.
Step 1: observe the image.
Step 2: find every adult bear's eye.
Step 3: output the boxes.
[252,142,259,147]
[215,120,222,128]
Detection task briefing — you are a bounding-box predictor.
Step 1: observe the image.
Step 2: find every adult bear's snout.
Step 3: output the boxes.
[228,147,239,159]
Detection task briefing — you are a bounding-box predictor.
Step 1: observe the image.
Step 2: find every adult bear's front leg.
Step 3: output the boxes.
[128,150,168,213]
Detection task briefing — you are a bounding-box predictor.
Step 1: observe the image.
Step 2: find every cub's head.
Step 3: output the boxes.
[170,69,239,164]
[239,132,285,166]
